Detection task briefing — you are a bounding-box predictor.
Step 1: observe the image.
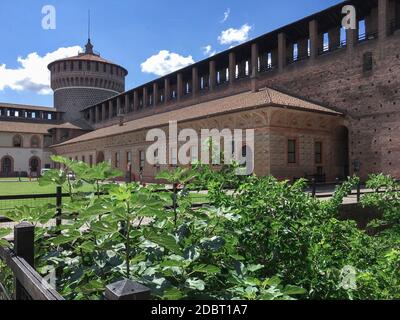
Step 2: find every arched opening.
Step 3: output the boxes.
[96,151,105,164]
[1,156,13,177]
[335,126,350,179]
[31,135,41,148]
[29,156,41,177]
[13,135,23,148]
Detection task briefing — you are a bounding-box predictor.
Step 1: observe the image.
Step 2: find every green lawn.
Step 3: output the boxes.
[0,181,94,196]
[0,181,209,215]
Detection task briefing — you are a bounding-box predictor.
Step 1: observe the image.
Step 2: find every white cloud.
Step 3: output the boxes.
[202,45,216,57]
[140,50,195,76]
[221,8,231,23]
[0,46,82,95]
[218,24,252,45]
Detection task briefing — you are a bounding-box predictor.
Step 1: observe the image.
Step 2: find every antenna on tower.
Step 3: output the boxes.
[85,9,94,54]
[88,9,91,40]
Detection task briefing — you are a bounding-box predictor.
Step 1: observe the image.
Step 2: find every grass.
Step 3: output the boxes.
[0,181,94,196]
[0,180,209,215]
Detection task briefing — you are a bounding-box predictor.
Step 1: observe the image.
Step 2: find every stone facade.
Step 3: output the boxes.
[53,106,345,182]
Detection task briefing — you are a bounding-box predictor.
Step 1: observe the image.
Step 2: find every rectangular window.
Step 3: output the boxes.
[79,61,82,70]
[139,151,145,169]
[315,142,322,164]
[115,152,120,168]
[82,156,85,163]
[288,139,297,164]
[87,61,91,71]
[126,151,132,168]
[89,155,93,167]
[103,63,107,72]
[96,62,99,72]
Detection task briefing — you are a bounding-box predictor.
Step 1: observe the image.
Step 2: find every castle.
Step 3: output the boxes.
[1,0,399,182]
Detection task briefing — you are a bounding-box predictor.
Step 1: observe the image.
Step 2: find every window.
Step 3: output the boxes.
[139,151,145,170]
[79,61,82,70]
[126,151,132,168]
[31,136,40,148]
[44,135,52,147]
[115,152,120,168]
[288,139,297,164]
[96,62,99,72]
[89,155,93,167]
[70,62,74,71]
[363,52,373,72]
[13,135,23,148]
[1,156,13,176]
[82,156,86,163]
[103,64,107,72]
[87,61,91,71]
[63,62,67,71]
[315,142,323,164]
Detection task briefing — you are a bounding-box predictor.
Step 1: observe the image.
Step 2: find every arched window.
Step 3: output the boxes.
[1,156,13,177]
[29,157,41,176]
[31,135,40,148]
[96,151,105,164]
[13,135,23,148]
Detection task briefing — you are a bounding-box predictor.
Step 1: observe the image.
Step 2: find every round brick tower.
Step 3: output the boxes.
[48,39,128,122]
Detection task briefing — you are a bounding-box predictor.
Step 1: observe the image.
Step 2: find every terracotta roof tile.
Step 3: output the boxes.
[0,121,56,134]
[53,87,343,147]
[0,102,57,112]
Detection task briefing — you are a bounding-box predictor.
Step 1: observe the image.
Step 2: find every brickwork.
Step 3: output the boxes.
[50,0,400,181]
[53,106,344,182]
[54,88,119,122]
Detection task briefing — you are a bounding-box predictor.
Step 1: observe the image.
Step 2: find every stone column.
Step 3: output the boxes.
[309,20,318,59]
[192,67,199,98]
[109,100,113,118]
[251,43,259,77]
[116,96,122,115]
[125,94,130,113]
[378,0,389,39]
[143,87,148,108]
[229,52,236,85]
[278,32,287,71]
[209,61,216,90]
[164,78,170,105]
[95,105,100,123]
[133,90,139,111]
[177,73,183,101]
[251,43,259,92]
[153,83,158,106]
[346,24,358,51]
[102,103,106,121]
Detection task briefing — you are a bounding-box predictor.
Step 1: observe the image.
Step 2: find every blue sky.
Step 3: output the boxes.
[0,0,342,107]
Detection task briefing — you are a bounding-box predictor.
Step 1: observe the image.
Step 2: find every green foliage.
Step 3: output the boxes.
[1,157,399,300]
